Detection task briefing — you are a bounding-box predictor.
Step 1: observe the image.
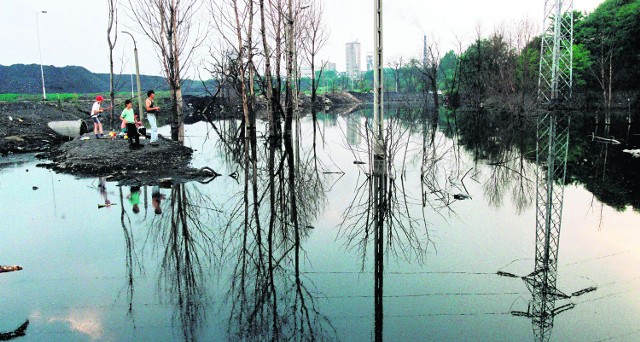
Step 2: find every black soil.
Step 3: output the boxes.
[0,102,83,155]
[37,136,220,185]
[0,102,220,184]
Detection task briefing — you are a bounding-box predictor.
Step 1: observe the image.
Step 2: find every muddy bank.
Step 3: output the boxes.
[36,135,221,186]
[0,102,84,155]
[1,93,364,155]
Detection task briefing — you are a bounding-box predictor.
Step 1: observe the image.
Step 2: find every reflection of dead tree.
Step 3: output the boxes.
[339,114,433,266]
[128,0,203,141]
[222,124,332,340]
[118,187,142,317]
[0,320,29,341]
[481,115,536,213]
[147,183,221,341]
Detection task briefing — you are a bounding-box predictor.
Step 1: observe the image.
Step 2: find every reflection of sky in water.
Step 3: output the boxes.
[1,112,639,341]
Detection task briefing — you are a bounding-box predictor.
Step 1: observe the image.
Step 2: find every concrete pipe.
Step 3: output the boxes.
[47,120,89,138]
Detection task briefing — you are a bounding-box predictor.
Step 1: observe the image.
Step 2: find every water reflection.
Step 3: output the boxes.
[155,183,219,341]
[338,106,442,341]
[115,182,221,340]
[455,109,537,213]
[4,104,638,340]
[0,320,29,341]
[219,112,334,341]
[454,108,640,213]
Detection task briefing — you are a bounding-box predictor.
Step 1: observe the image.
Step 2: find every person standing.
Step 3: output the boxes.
[120,100,142,149]
[145,90,160,146]
[91,95,105,138]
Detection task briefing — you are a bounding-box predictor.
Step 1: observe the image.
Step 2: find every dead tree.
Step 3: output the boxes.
[388,56,403,92]
[301,0,328,107]
[414,36,441,109]
[128,0,203,142]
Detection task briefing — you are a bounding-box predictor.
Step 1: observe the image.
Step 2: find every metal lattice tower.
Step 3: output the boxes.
[527,1,574,341]
[538,0,573,103]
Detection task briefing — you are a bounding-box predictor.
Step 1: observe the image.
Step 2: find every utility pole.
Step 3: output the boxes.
[36,10,47,101]
[373,1,385,342]
[122,31,144,122]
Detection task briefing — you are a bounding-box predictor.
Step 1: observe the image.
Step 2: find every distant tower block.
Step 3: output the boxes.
[346,41,362,79]
[538,0,574,103]
[366,53,374,72]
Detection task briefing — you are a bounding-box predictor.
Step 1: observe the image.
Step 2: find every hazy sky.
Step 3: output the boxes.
[0,0,604,78]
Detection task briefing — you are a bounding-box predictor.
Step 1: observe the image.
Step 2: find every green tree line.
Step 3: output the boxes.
[297,0,638,112]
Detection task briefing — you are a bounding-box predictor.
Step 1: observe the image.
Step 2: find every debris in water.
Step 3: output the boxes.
[353,161,366,165]
[571,286,597,297]
[0,320,29,340]
[497,271,519,278]
[511,311,530,317]
[623,149,640,158]
[32,186,38,190]
[453,193,472,200]
[591,133,621,145]
[0,265,23,273]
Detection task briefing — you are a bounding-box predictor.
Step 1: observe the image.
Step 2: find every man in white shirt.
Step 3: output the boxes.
[91,95,105,138]
[145,90,160,145]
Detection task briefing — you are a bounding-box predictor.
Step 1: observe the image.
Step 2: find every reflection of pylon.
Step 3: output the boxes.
[528,1,574,341]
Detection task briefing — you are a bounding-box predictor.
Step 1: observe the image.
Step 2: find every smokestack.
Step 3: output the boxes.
[423,35,428,66]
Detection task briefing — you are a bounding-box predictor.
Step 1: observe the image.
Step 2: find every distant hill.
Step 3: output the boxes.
[0,64,213,95]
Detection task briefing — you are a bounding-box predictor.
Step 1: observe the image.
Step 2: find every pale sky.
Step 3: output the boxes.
[0,0,604,78]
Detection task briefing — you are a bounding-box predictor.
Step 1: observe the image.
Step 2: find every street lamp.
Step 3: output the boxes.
[292,5,309,112]
[122,31,144,122]
[36,10,47,101]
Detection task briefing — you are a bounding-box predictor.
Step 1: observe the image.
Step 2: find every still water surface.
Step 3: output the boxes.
[1,106,639,341]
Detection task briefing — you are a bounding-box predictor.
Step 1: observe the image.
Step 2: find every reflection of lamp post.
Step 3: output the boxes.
[628,98,632,124]
[122,31,144,122]
[36,10,47,101]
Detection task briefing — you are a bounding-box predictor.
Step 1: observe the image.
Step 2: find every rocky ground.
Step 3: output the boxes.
[0,102,84,155]
[36,135,221,185]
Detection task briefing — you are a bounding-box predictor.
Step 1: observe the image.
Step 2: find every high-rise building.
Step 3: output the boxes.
[324,61,337,72]
[366,53,374,72]
[345,41,361,79]
[300,63,313,78]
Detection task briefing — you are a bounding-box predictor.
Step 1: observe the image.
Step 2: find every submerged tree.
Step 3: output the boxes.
[128,0,203,142]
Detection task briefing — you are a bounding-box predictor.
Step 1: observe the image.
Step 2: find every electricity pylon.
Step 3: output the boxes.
[523,1,574,341]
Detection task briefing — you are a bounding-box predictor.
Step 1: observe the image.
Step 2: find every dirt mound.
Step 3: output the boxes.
[37,135,219,185]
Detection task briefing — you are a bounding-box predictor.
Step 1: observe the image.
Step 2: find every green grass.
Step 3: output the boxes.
[0,92,155,103]
[0,92,82,102]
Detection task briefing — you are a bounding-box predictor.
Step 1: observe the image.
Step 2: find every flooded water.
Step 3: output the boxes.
[1,105,639,341]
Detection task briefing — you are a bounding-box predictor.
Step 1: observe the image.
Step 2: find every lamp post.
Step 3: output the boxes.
[122,31,144,122]
[292,5,309,112]
[36,10,47,101]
